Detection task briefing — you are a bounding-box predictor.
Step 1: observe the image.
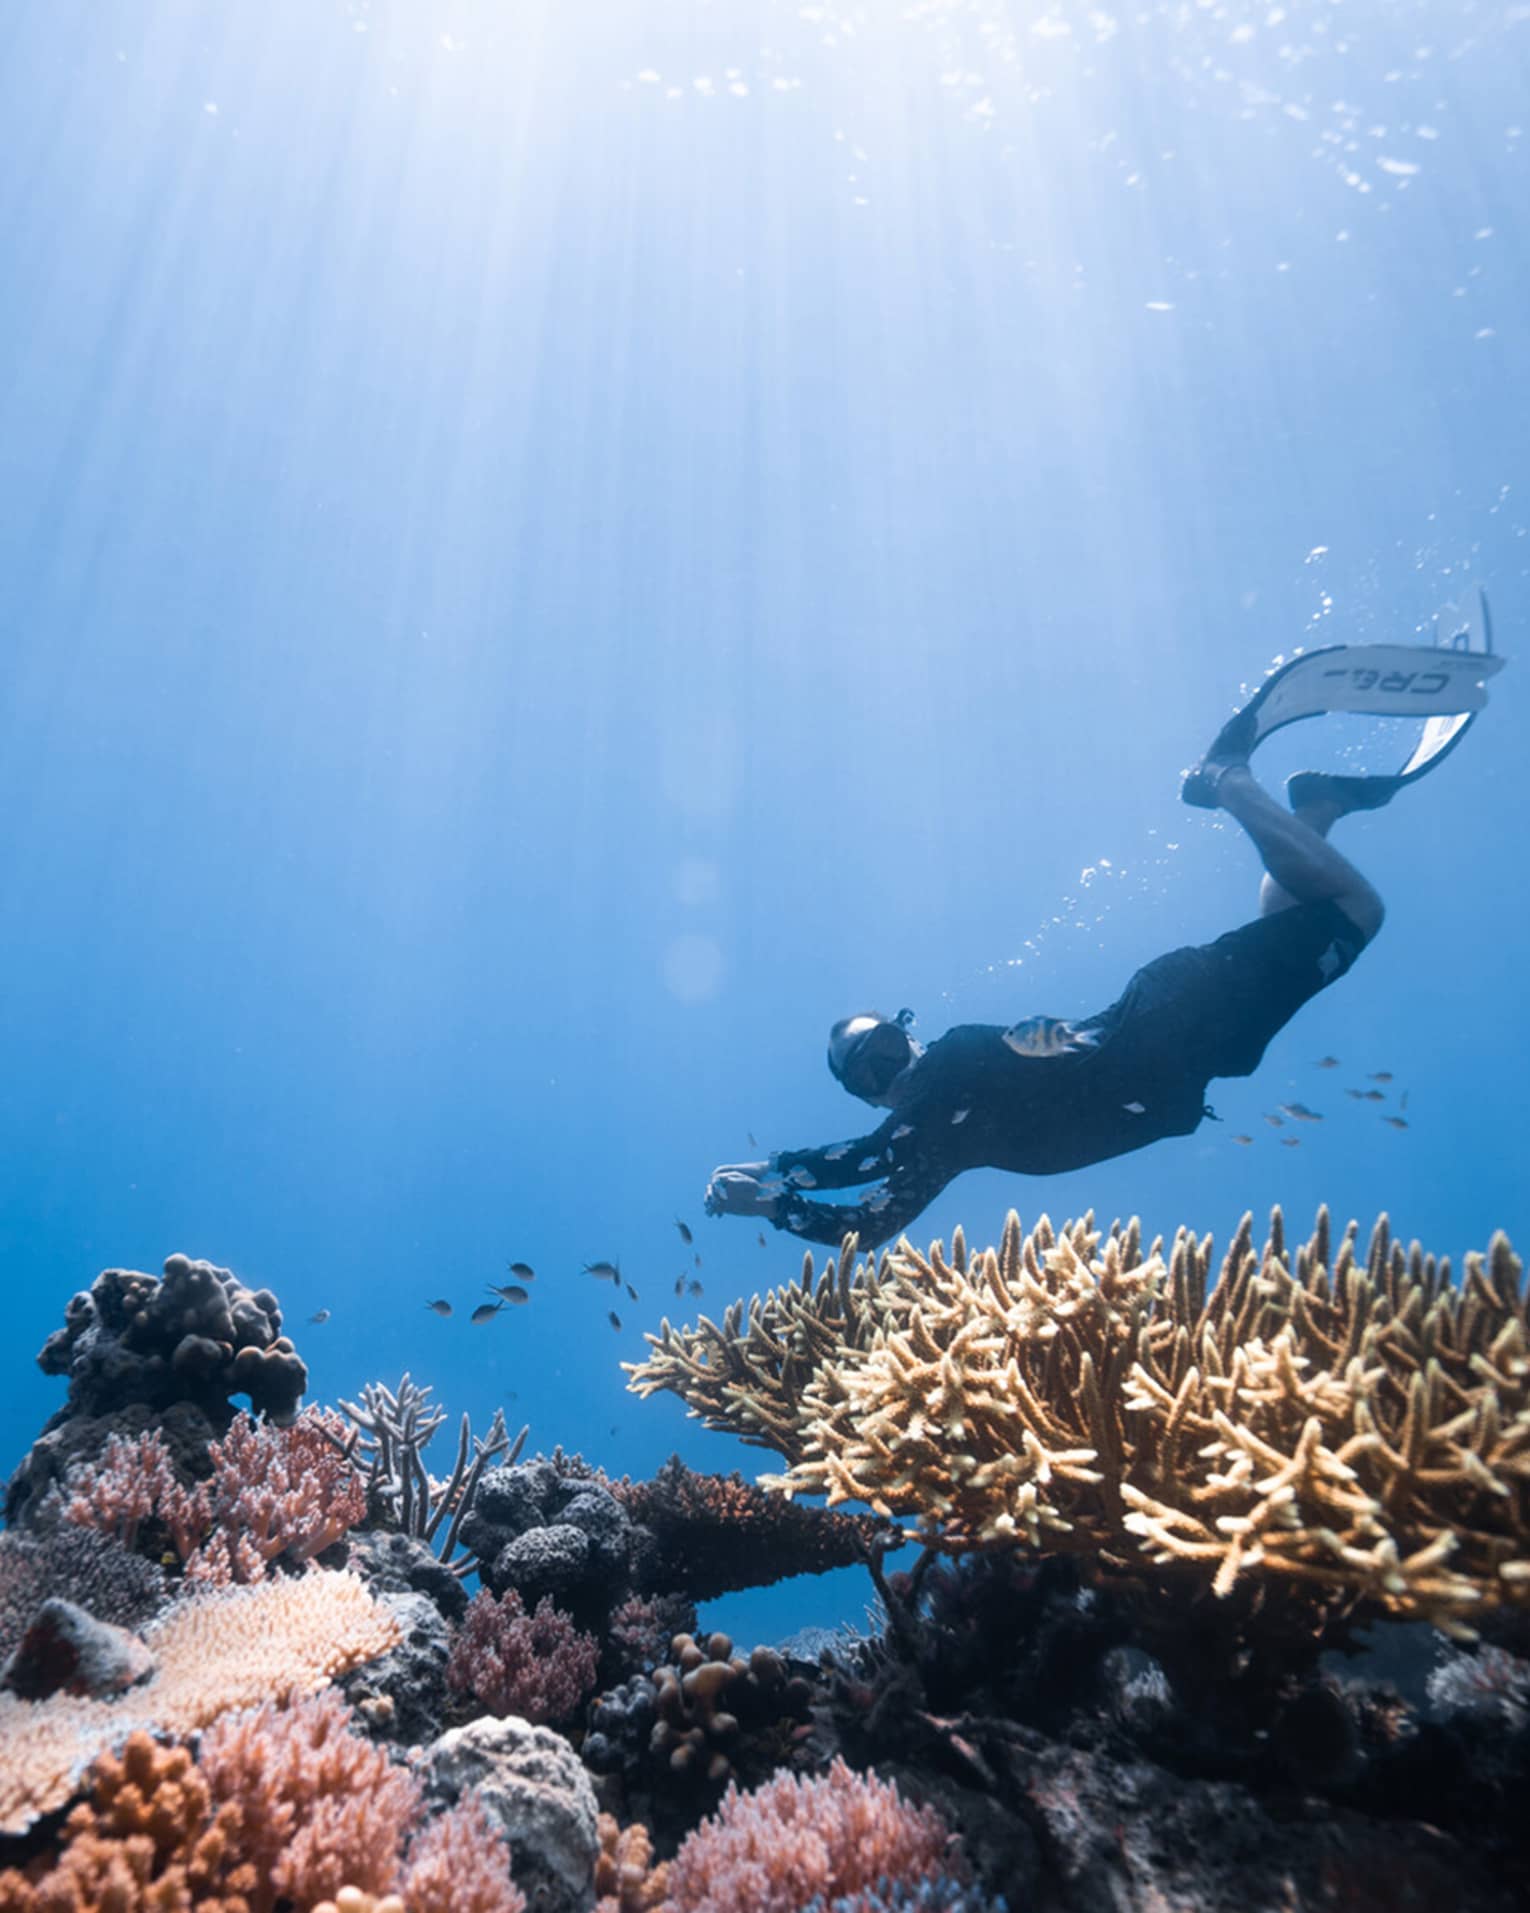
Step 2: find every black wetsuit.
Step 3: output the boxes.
[770,898,1367,1249]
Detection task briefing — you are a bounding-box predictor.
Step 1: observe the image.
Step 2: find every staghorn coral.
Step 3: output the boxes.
[610,1458,897,1602]
[0,1570,401,1834]
[62,1409,367,1585]
[594,1813,667,1913]
[336,1375,523,1571]
[447,1587,600,1725]
[658,1758,956,1913]
[629,1209,1530,1632]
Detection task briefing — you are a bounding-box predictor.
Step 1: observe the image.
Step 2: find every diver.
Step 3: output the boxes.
[704,608,1505,1250]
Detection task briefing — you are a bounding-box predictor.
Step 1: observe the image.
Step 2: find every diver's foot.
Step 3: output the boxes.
[1182,706,1259,809]
[1287,770,1402,818]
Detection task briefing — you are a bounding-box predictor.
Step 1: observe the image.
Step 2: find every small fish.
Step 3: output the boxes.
[1232,1134,1253,1146]
[1280,1137,1302,1149]
[951,1107,971,1125]
[507,1261,535,1281]
[1358,1089,1386,1103]
[1263,1113,1284,1128]
[1122,1101,1146,1115]
[857,1156,882,1173]
[584,1260,621,1281]
[470,1302,504,1324]
[891,1123,913,1141]
[1280,1102,1323,1122]
[487,1284,530,1306]
[625,1282,639,1303]
[674,1275,686,1296]
[675,1219,693,1245]
[756,1232,767,1248]
[824,1144,850,1162]
[788,1167,818,1189]
[425,1299,453,1317]
[1382,1116,1409,1130]
[1368,1071,1394,1083]
[307,1308,331,1325]
[608,1310,623,1331]
[693,1251,702,1268]
[747,1132,759,1148]
[1002,1015,1099,1060]
[1314,1056,1341,1069]
[687,1279,704,1297]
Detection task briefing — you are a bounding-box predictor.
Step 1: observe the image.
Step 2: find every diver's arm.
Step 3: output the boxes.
[773,1155,950,1251]
[771,1123,901,1192]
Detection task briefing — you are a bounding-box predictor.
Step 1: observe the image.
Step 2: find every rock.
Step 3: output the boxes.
[340,1589,450,1746]
[1,1597,155,1700]
[419,1714,599,1913]
[494,1525,592,1601]
[347,1529,470,1623]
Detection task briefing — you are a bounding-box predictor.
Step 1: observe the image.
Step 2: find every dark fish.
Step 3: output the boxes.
[1280,1137,1302,1148]
[1368,1071,1394,1083]
[487,1284,530,1306]
[687,1280,704,1297]
[307,1308,331,1325]
[674,1275,686,1296]
[584,1260,620,1282]
[507,1261,535,1281]
[675,1219,693,1245]
[624,1282,638,1303]
[1231,1135,1253,1146]
[693,1252,703,1269]
[608,1310,622,1331]
[1382,1116,1409,1130]
[1263,1113,1284,1128]
[1280,1102,1323,1122]
[425,1299,453,1317]
[757,1231,767,1247]
[747,1132,759,1148]
[1314,1056,1340,1069]
[1345,1088,1366,1100]
[471,1302,504,1324]
[1359,1089,1386,1103]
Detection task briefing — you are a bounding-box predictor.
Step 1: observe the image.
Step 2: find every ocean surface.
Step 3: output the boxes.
[1,0,1526,1645]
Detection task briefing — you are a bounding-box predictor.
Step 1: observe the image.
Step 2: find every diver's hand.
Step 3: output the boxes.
[704,1167,780,1220]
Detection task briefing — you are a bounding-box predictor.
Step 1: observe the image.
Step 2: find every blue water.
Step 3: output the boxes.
[1,1,1526,1643]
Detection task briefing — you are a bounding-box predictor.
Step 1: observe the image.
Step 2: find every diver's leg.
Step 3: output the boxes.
[1213,766,1384,939]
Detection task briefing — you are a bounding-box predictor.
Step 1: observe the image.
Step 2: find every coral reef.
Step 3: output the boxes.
[335,1375,523,1569]
[630,1209,1530,1632]
[1,1597,155,1702]
[396,1794,525,1913]
[62,1409,367,1584]
[461,1456,639,1625]
[657,1759,957,1912]
[0,1570,401,1833]
[602,1592,699,1687]
[447,1587,600,1725]
[7,1254,308,1529]
[594,1813,667,1912]
[0,1528,165,1665]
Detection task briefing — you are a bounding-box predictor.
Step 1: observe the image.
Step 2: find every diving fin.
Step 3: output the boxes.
[1185,598,1506,809]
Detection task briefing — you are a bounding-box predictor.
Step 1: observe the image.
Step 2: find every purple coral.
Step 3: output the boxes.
[447,1587,599,1725]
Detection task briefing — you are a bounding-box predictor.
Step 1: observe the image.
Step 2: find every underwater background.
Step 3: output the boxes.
[1,0,1527,1652]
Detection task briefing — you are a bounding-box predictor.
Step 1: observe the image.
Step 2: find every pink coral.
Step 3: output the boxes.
[197,1689,421,1909]
[660,1760,955,1913]
[62,1430,177,1551]
[63,1409,366,1586]
[400,1794,526,1913]
[447,1588,600,1725]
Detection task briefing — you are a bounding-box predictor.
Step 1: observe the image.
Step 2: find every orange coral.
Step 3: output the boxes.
[399,1795,525,1913]
[594,1813,668,1913]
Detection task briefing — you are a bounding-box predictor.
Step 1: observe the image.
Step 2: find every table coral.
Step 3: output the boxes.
[0,1570,401,1834]
[628,1208,1530,1632]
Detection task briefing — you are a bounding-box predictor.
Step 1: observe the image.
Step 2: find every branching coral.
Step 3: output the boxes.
[629,1209,1530,1632]
[447,1587,599,1725]
[594,1813,667,1913]
[336,1375,524,1570]
[398,1793,526,1913]
[0,1570,401,1834]
[62,1409,367,1585]
[658,1759,957,1913]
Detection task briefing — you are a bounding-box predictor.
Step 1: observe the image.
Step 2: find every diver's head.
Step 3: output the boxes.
[828,1008,921,1107]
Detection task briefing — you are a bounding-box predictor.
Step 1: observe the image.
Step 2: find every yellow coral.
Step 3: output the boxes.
[629,1209,1530,1632]
[0,1571,401,1835]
